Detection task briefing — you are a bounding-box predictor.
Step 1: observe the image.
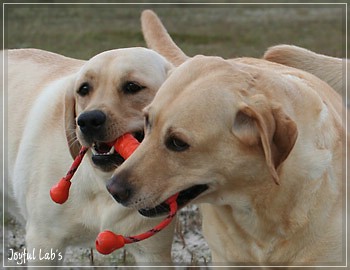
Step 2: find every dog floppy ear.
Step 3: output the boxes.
[64,87,81,159]
[141,9,189,66]
[233,95,298,184]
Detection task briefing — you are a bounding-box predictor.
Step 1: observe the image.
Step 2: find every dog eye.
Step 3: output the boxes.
[122,82,145,94]
[165,136,190,152]
[77,82,91,96]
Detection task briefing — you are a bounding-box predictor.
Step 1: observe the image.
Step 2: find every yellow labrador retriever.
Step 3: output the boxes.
[4,47,174,266]
[106,10,347,267]
[263,44,348,100]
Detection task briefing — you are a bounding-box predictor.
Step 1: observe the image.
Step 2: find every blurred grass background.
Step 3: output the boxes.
[4,3,346,60]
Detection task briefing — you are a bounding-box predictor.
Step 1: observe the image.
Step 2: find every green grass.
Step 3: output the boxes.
[4,3,346,60]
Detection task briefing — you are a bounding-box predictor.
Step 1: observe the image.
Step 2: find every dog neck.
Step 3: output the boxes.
[201,164,343,263]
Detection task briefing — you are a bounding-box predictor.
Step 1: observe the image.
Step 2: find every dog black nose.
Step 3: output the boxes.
[106,175,133,205]
[77,110,106,135]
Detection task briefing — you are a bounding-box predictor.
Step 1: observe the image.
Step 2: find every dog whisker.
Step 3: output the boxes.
[67,135,79,147]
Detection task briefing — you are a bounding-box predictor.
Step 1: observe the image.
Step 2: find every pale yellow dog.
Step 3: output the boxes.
[105,10,347,268]
[4,47,175,266]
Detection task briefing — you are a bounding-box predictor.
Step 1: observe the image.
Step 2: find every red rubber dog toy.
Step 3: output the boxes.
[50,134,139,204]
[49,146,88,204]
[96,193,178,254]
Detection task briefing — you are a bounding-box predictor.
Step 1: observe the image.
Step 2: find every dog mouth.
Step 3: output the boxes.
[91,131,144,171]
[138,184,209,218]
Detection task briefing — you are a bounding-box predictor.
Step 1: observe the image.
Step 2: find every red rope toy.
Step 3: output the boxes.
[49,133,178,255]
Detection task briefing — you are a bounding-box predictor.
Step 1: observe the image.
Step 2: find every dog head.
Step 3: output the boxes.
[64,47,172,172]
[106,55,298,217]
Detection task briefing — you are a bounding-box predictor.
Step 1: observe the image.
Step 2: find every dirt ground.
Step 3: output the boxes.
[3,205,211,267]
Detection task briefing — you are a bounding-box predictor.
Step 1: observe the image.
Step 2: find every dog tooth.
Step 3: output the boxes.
[91,146,98,155]
[108,146,115,155]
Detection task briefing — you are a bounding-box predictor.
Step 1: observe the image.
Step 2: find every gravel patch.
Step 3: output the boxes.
[2,205,211,267]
